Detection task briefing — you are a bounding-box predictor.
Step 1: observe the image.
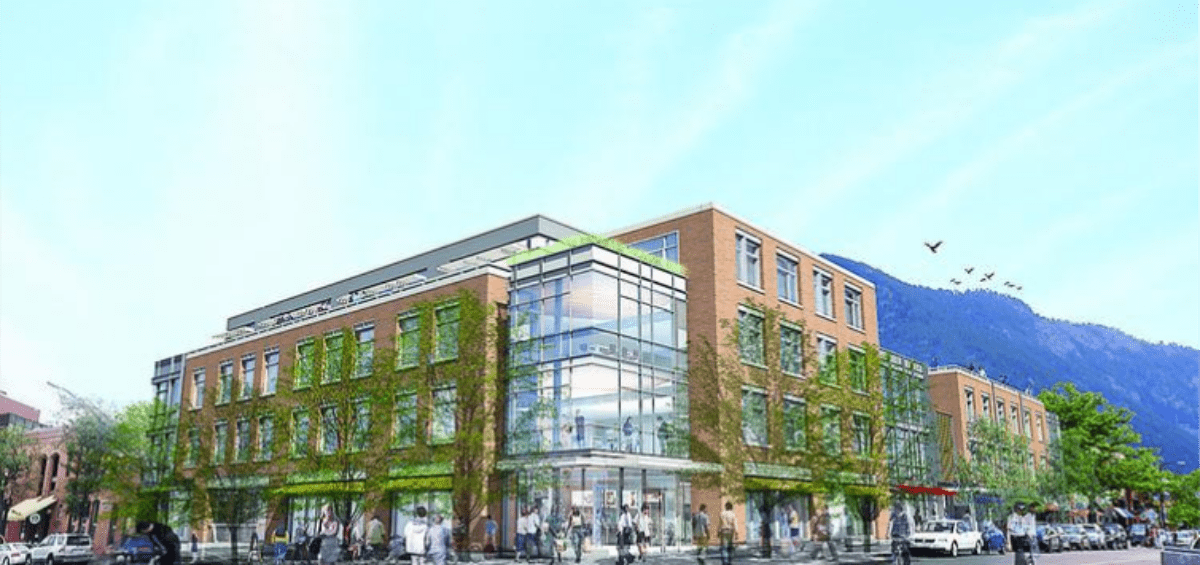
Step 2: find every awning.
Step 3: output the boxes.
[894,484,958,496]
[6,496,56,521]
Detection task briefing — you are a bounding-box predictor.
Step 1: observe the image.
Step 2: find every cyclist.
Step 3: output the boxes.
[1006,502,1036,565]
[887,500,913,565]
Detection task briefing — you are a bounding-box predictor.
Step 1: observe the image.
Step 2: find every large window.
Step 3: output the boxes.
[738,308,765,366]
[323,333,344,383]
[352,400,370,451]
[292,410,310,457]
[264,349,279,395]
[393,393,418,448]
[320,406,339,454]
[965,388,975,420]
[218,362,233,404]
[257,416,274,461]
[848,349,867,392]
[817,335,837,385]
[845,284,863,329]
[295,340,315,388]
[821,407,841,455]
[186,429,199,467]
[235,419,251,462]
[396,314,420,369]
[192,370,205,409]
[852,413,871,456]
[742,389,768,446]
[1023,409,1032,437]
[780,324,803,376]
[213,421,228,463]
[981,394,991,420]
[813,270,834,318]
[997,400,1007,430]
[629,232,679,263]
[783,397,806,451]
[1036,413,1044,442]
[435,305,460,362]
[431,387,457,444]
[777,254,798,303]
[736,232,762,288]
[240,356,256,400]
[355,325,375,378]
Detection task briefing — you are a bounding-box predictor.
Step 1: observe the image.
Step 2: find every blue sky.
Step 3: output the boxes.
[2,0,1196,420]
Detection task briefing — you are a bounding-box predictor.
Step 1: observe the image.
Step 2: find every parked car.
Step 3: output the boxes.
[909,519,983,557]
[1060,524,1087,550]
[113,535,160,564]
[1081,523,1107,549]
[1103,523,1129,549]
[0,543,32,565]
[1176,530,1199,547]
[29,534,93,565]
[1128,523,1149,547]
[1036,525,1063,553]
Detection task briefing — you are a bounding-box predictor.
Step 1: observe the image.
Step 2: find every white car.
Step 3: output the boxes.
[0,543,32,565]
[28,534,92,565]
[910,519,983,557]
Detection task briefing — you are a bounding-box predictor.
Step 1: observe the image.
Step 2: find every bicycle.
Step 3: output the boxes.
[889,536,911,565]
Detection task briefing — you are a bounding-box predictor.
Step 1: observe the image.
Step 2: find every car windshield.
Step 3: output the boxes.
[923,522,954,533]
[66,536,90,546]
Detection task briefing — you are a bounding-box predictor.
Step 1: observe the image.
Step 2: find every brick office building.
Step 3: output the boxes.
[154,204,890,551]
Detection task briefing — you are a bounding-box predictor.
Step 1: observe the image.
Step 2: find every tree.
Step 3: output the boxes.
[1038,383,1145,509]
[688,300,889,555]
[1165,470,1200,528]
[60,405,113,533]
[0,426,35,535]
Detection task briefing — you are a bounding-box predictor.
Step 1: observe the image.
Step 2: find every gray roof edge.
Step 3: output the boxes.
[226,214,587,330]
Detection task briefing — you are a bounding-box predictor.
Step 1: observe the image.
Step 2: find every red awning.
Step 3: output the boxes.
[894,484,958,496]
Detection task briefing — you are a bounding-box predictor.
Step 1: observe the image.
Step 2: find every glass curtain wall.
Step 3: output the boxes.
[507,245,688,457]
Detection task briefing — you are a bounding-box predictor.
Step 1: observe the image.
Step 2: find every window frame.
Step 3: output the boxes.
[821,405,842,455]
[813,268,835,319]
[354,324,375,378]
[780,322,803,376]
[320,405,340,454]
[783,396,806,452]
[848,347,867,393]
[776,252,799,305]
[393,392,418,448]
[323,332,345,384]
[737,307,766,367]
[294,339,315,389]
[263,348,280,395]
[430,386,457,444]
[628,231,679,263]
[257,415,274,461]
[396,313,421,369]
[217,361,233,405]
[434,304,461,362]
[235,418,251,462]
[213,420,228,464]
[844,283,864,330]
[816,334,838,386]
[239,355,256,400]
[735,231,763,289]
[291,409,310,458]
[741,388,769,447]
[851,412,871,457]
[191,370,206,410]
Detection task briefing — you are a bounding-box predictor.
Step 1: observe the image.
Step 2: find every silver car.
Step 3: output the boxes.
[29,534,93,565]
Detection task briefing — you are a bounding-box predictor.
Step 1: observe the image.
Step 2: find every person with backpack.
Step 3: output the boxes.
[692,504,710,565]
[717,502,736,565]
[405,506,431,565]
[271,524,289,565]
[808,507,838,563]
[426,515,451,565]
[136,521,181,565]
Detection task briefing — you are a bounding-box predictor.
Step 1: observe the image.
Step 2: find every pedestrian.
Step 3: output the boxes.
[963,509,977,532]
[718,502,736,565]
[485,514,498,555]
[272,524,289,565]
[636,504,652,562]
[515,507,529,562]
[888,500,913,565]
[568,507,586,564]
[404,506,431,565]
[574,411,586,448]
[190,533,199,564]
[1006,502,1035,565]
[529,506,544,559]
[808,507,838,563]
[366,515,386,559]
[427,515,451,565]
[137,521,182,565]
[692,504,710,565]
[295,525,310,564]
[787,505,802,556]
[250,531,260,562]
[548,512,566,564]
[656,417,670,455]
[623,417,635,452]
[618,505,636,565]
[318,504,341,565]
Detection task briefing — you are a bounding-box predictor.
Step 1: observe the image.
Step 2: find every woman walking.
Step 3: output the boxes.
[318,504,341,565]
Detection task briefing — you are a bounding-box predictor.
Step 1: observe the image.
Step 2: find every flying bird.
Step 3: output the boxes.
[924,240,943,253]
[951,279,962,285]
[983,272,995,280]
[964,267,975,274]
[1016,285,1023,291]
[980,277,989,283]
[1004,282,1014,288]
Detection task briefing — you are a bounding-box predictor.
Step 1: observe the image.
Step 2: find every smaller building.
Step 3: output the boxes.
[0,392,42,430]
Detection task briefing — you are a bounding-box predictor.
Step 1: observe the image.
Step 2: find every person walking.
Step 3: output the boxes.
[515,507,529,562]
[1006,502,1035,565]
[717,502,736,565]
[271,524,289,565]
[888,501,913,565]
[318,504,341,565]
[636,505,652,562]
[808,507,838,563]
[617,505,636,565]
[404,506,431,565]
[190,533,199,564]
[568,508,586,564]
[366,515,386,559]
[426,515,451,565]
[787,506,802,556]
[691,504,710,565]
[529,506,544,559]
[485,514,498,556]
[294,525,311,564]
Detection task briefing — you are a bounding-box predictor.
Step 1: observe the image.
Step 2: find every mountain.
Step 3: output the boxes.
[823,254,1200,473]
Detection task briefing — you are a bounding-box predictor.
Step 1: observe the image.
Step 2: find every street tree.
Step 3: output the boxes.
[0,425,35,535]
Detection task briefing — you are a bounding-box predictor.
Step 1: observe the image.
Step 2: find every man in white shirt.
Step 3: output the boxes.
[529,506,543,559]
[1006,502,1035,565]
[516,508,530,562]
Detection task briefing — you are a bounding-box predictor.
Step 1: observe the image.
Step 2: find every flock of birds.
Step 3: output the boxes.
[924,240,1022,292]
